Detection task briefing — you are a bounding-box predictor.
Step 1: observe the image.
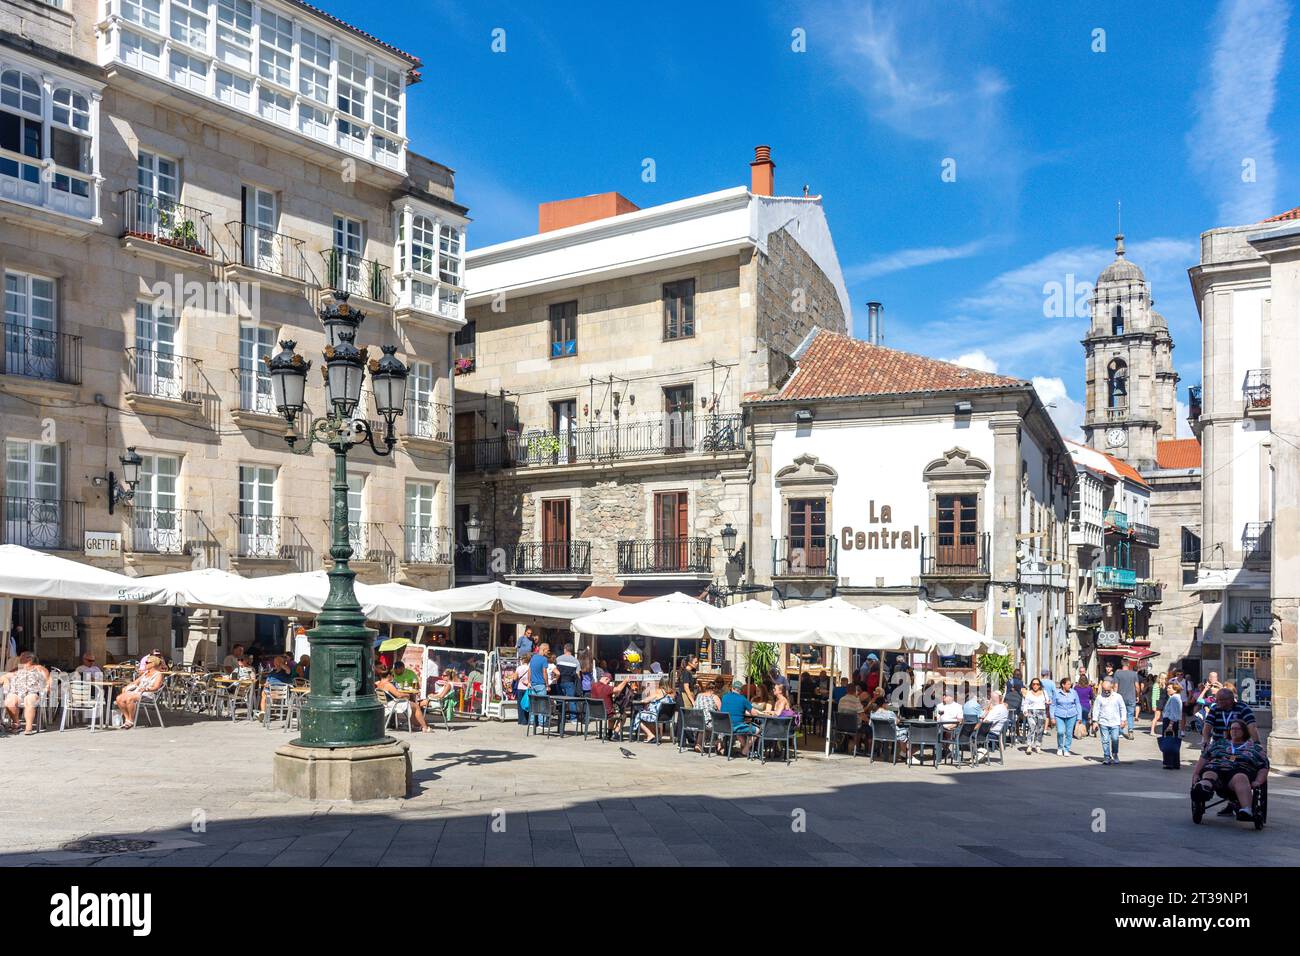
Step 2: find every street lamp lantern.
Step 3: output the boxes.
[465,513,482,544]
[320,290,363,348]
[266,339,309,423]
[369,343,409,427]
[323,328,366,418]
[119,447,143,488]
[720,522,738,554]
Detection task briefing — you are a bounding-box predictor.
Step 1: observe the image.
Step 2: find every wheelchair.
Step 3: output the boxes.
[1191,774,1268,830]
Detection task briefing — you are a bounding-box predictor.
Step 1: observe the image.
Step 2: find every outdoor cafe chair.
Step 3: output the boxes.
[949,718,980,766]
[528,693,557,737]
[642,700,677,744]
[262,685,293,729]
[581,697,608,742]
[383,696,413,733]
[60,680,103,732]
[677,707,707,752]
[834,712,863,757]
[975,722,1008,766]
[905,721,941,768]
[218,681,254,721]
[869,716,902,764]
[132,689,165,729]
[754,715,795,765]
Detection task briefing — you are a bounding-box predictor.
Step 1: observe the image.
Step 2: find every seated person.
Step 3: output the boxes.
[935,692,963,731]
[976,691,1010,755]
[961,693,984,721]
[632,680,674,742]
[1,652,51,734]
[376,665,429,732]
[428,671,458,722]
[1190,719,1269,822]
[73,653,103,683]
[259,655,295,714]
[719,679,758,756]
[231,657,256,681]
[222,643,245,673]
[836,685,867,754]
[115,655,163,729]
[390,661,419,695]
[293,655,310,682]
[866,696,909,758]
[688,681,722,752]
[586,671,617,736]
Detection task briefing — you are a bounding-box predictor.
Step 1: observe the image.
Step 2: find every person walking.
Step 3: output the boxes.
[1092,678,1126,764]
[1113,659,1140,740]
[1039,669,1057,745]
[1075,676,1094,737]
[1022,677,1048,754]
[1004,670,1025,744]
[1051,677,1081,756]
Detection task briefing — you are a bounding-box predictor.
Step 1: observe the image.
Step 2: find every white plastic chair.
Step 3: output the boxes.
[60,680,103,731]
[383,697,413,732]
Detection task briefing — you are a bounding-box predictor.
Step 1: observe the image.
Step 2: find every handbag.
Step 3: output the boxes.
[1074,719,1088,739]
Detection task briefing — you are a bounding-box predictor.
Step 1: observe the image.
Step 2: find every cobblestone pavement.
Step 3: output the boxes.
[3,715,1298,866]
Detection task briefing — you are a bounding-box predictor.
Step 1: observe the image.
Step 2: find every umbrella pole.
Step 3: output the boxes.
[824,648,836,757]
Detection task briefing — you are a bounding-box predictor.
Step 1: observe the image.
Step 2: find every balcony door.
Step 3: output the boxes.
[4,440,59,548]
[135,300,179,399]
[663,385,694,452]
[238,464,276,556]
[238,324,275,413]
[405,482,436,562]
[654,491,688,571]
[407,362,436,439]
[787,497,828,573]
[542,498,571,571]
[551,399,576,464]
[332,215,363,293]
[134,453,180,553]
[4,272,57,381]
[135,150,178,238]
[936,493,979,570]
[241,185,278,271]
[454,410,476,470]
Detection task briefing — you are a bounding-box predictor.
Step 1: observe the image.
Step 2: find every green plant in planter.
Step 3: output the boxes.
[171,219,199,250]
[746,642,779,684]
[977,652,1013,690]
[325,248,342,289]
[527,433,562,460]
[370,265,387,302]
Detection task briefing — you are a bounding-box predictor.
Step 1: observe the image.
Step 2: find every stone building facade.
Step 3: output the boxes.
[1,0,464,664]
[1144,440,1203,670]
[1188,210,1300,765]
[748,332,1074,679]
[453,149,850,661]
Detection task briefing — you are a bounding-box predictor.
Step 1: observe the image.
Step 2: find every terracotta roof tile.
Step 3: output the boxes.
[756,330,1026,402]
[1156,438,1201,469]
[1264,206,1300,222]
[1102,451,1149,487]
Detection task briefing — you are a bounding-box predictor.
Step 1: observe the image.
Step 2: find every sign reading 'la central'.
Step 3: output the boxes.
[840,500,920,551]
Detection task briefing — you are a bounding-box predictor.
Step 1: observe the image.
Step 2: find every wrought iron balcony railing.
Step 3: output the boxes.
[403,401,452,443]
[1243,522,1271,565]
[402,525,453,565]
[1181,527,1202,565]
[1134,581,1163,603]
[1095,566,1136,590]
[230,513,312,569]
[618,537,713,575]
[1103,509,1129,532]
[513,541,592,575]
[1077,603,1105,626]
[128,507,220,566]
[120,189,213,257]
[2,496,82,551]
[772,535,838,577]
[323,519,395,565]
[455,541,492,578]
[232,366,277,415]
[1131,521,1159,548]
[321,251,391,304]
[920,532,991,576]
[1243,369,1270,410]
[456,413,746,473]
[125,348,204,404]
[2,323,81,385]
[225,221,314,285]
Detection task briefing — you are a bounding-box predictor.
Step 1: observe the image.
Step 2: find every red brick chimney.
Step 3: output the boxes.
[538,192,639,233]
[750,145,775,196]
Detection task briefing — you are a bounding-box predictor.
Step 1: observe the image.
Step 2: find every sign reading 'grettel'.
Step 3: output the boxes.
[840,500,919,551]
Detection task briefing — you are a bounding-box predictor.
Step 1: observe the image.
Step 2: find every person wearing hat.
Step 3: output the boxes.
[863,654,881,696]
[74,653,103,683]
[719,678,759,757]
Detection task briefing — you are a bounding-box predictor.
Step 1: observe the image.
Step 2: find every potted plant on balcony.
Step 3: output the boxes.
[169,218,203,255]
[527,433,561,462]
[454,356,475,376]
[369,263,387,303]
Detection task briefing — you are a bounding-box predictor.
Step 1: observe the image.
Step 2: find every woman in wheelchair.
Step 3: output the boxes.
[1190,719,1269,824]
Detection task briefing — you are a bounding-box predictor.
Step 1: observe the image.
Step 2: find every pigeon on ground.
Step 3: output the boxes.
[619,747,636,759]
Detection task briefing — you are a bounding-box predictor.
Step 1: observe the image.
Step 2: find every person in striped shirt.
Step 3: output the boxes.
[1200,686,1259,752]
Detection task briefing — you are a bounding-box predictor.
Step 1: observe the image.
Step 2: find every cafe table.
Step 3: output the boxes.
[547,695,587,738]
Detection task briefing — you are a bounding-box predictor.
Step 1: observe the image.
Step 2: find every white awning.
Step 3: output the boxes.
[780,597,922,651]
[419,581,615,622]
[716,599,822,645]
[571,591,733,641]
[0,544,173,605]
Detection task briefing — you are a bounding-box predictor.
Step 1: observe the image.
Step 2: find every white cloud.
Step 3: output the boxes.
[845,237,997,282]
[1032,376,1085,441]
[945,350,999,373]
[1187,0,1289,224]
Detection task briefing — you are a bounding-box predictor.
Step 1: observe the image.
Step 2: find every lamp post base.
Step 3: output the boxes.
[273,740,411,801]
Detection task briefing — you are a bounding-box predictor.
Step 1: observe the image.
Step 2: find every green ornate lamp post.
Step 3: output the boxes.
[265,292,409,751]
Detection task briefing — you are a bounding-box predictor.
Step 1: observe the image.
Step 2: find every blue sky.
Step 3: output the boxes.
[328,0,1295,438]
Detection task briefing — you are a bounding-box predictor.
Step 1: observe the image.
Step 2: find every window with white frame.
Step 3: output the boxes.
[342,472,365,553]
[214,0,253,71]
[169,0,210,53]
[258,86,291,126]
[133,453,181,553]
[121,0,162,32]
[406,361,437,439]
[169,49,209,93]
[335,44,367,150]
[438,224,461,286]
[299,28,332,104]
[2,69,94,200]
[215,69,252,110]
[331,215,363,292]
[238,323,275,413]
[120,30,162,73]
[4,271,58,381]
[404,481,437,562]
[0,68,41,187]
[134,300,179,398]
[258,8,293,88]
[4,440,61,548]
[237,463,276,555]
[411,215,435,276]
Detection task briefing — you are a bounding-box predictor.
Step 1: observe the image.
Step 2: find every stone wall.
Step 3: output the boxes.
[755,226,848,389]
[1145,470,1203,667]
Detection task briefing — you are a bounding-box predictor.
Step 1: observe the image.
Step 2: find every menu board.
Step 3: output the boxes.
[401,644,430,696]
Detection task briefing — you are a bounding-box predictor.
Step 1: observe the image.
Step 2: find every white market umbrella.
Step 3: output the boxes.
[571,591,732,642]
[717,600,820,645]
[416,581,616,650]
[0,544,173,605]
[917,606,1008,656]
